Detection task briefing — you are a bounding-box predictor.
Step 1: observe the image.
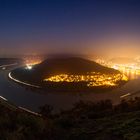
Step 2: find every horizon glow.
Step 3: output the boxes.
[0,0,140,58]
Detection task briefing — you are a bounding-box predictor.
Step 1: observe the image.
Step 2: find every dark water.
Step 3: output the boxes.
[1,69,140,113]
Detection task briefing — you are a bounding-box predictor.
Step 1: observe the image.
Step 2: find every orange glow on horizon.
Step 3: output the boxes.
[95,58,140,80]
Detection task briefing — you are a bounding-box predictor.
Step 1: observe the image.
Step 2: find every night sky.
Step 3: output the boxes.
[1,0,140,57]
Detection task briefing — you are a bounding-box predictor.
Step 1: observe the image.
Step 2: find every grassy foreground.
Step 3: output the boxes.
[1,97,140,140]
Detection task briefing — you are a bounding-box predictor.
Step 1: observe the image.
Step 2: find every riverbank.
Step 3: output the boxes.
[9,69,127,93]
[0,94,41,116]
[8,72,41,88]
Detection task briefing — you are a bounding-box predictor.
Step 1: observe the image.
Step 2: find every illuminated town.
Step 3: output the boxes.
[24,56,43,70]
[44,72,128,87]
[95,58,140,79]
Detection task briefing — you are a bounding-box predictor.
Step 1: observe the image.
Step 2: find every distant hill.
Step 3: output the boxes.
[11,57,123,91]
[34,57,120,78]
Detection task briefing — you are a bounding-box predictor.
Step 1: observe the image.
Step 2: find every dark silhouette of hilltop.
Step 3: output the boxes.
[34,57,120,78]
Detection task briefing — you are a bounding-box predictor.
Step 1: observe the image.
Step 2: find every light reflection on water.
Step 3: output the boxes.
[121,69,140,80]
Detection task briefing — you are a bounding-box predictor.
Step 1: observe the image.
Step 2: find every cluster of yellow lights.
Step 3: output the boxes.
[44,72,128,87]
[26,60,42,66]
[25,60,42,70]
[95,59,140,79]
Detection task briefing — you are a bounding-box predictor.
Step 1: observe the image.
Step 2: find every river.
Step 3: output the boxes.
[1,67,140,113]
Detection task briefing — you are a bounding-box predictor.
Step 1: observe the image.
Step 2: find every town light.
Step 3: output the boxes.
[26,64,33,70]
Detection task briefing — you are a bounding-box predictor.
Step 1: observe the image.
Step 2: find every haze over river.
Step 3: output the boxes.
[1,66,140,113]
